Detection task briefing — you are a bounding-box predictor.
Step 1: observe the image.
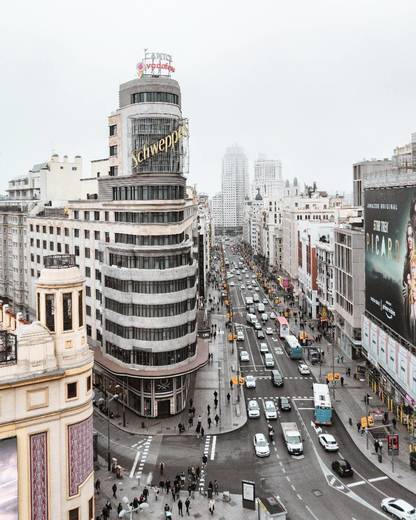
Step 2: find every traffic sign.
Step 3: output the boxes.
[231,376,244,385]
[326,372,341,382]
[360,415,374,428]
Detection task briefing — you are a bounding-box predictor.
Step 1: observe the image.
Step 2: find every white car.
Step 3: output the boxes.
[261,313,268,322]
[254,322,262,330]
[264,400,278,420]
[262,298,268,305]
[381,498,416,520]
[240,350,250,362]
[248,400,260,418]
[298,362,311,375]
[265,327,274,335]
[260,342,269,354]
[230,281,235,287]
[245,375,256,388]
[270,311,277,319]
[241,284,246,290]
[319,434,339,452]
[237,329,245,341]
[247,285,252,290]
[253,433,270,457]
[246,274,250,279]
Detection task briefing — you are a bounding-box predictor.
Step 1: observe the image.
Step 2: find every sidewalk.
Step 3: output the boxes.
[294,317,416,494]
[95,284,247,438]
[94,455,256,520]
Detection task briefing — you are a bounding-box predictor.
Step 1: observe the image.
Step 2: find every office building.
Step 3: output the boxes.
[221,145,249,232]
[252,155,283,200]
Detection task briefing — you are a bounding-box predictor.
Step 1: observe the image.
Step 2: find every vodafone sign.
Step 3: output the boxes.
[137,52,175,78]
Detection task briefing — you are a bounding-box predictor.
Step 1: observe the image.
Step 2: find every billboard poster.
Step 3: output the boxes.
[0,437,18,520]
[365,187,416,345]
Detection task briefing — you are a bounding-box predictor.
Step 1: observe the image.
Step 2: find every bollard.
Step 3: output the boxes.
[348,418,352,427]
[378,454,382,463]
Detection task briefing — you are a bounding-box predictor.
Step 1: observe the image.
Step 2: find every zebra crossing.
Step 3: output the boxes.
[199,434,212,492]
[245,374,313,381]
[129,435,153,480]
[247,395,314,401]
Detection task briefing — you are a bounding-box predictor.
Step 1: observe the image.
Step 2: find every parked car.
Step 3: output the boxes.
[260,342,269,354]
[381,498,416,520]
[257,330,265,339]
[245,375,256,388]
[271,370,284,387]
[264,400,278,420]
[319,434,339,452]
[253,433,270,457]
[298,362,311,375]
[279,396,291,411]
[265,327,274,335]
[240,350,250,362]
[331,459,353,478]
[248,400,260,418]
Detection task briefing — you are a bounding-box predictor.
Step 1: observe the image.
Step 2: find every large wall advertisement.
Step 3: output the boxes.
[365,187,416,345]
[0,437,18,520]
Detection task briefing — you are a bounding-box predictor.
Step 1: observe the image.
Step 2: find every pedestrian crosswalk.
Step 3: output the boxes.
[129,435,153,480]
[199,435,211,492]
[247,395,314,401]
[246,374,313,381]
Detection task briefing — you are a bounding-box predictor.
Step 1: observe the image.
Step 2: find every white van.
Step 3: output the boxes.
[257,303,265,313]
[253,293,260,303]
[264,353,275,368]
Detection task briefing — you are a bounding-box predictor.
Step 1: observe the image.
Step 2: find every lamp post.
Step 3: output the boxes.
[107,392,119,471]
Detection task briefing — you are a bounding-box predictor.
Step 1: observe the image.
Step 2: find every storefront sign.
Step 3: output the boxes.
[131,122,188,167]
[137,51,175,78]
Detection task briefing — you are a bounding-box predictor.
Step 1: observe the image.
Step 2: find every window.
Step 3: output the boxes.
[95,250,102,261]
[67,382,78,399]
[78,290,83,327]
[65,244,70,254]
[68,508,79,520]
[63,292,73,331]
[86,305,91,316]
[64,227,69,236]
[94,211,100,221]
[84,211,90,221]
[85,266,91,278]
[105,232,110,243]
[94,231,100,240]
[105,211,109,221]
[36,225,39,232]
[86,324,91,337]
[109,166,118,177]
[95,289,102,303]
[57,243,62,253]
[109,124,117,136]
[57,227,61,236]
[30,253,34,261]
[74,229,79,238]
[75,246,80,256]
[30,224,33,231]
[45,294,55,331]
[88,497,94,520]
[86,285,91,296]
[43,240,47,249]
[109,145,118,157]
[84,248,90,258]
[49,226,53,234]
[84,230,90,239]
[36,254,40,263]
[95,270,101,282]
[36,239,40,248]
[42,226,46,233]
[74,210,79,220]
[49,242,54,251]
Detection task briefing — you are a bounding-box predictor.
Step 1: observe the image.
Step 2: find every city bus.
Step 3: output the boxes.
[283,334,303,360]
[313,383,333,425]
[276,316,289,339]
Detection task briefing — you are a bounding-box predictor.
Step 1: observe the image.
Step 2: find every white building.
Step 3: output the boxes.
[221,145,249,231]
[252,155,283,200]
[316,231,335,323]
[210,192,223,232]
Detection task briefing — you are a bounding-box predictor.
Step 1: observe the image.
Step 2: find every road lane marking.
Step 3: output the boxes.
[347,481,366,488]
[297,407,315,410]
[297,494,303,500]
[368,476,388,483]
[210,435,217,460]
[129,450,141,478]
[305,505,320,520]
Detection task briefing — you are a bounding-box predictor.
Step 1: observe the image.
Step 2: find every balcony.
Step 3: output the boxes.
[0,331,17,365]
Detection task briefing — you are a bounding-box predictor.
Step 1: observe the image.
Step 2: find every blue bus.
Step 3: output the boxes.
[313,383,333,425]
[284,334,303,360]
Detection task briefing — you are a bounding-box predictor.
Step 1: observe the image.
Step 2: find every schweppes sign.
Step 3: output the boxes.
[132,122,188,167]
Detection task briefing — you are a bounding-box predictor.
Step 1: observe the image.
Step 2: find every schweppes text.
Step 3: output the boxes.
[132,122,188,167]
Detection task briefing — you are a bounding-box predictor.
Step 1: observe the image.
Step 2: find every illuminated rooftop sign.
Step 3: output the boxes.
[137,52,175,79]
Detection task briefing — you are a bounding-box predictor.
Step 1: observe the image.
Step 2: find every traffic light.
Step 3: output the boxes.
[387,434,399,454]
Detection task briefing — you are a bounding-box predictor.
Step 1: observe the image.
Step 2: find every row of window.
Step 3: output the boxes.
[114,232,184,246]
[104,275,196,294]
[105,319,196,341]
[41,290,83,332]
[112,185,184,201]
[105,297,196,317]
[108,252,192,269]
[114,210,184,224]
[30,226,108,241]
[106,341,196,366]
[130,91,179,105]
[69,498,94,520]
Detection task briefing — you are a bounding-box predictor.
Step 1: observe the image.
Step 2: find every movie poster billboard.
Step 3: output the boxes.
[365,187,416,345]
[0,437,18,520]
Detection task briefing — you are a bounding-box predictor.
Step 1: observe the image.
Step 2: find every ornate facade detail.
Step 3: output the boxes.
[68,415,93,496]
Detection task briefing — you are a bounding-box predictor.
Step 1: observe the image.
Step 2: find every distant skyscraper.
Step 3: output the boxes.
[221,145,249,231]
[252,155,283,200]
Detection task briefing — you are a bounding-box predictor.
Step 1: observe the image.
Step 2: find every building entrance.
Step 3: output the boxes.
[157,399,171,417]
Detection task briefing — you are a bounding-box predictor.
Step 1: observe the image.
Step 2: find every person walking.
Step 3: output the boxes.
[171,487,176,501]
[230,379,233,389]
[209,498,215,515]
[214,480,219,495]
[178,498,184,516]
[392,417,397,429]
[185,497,191,515]
[112,483,117,499]
[95,478,101,494]
[207,404,211,415]
[160,461,165,475]
[214,398,218,409]
[213,391,218,399]
[208,416,212,429]
[117,503,123,515]
[143,486,149,502]
[166,479,171,494]
[340,376,344,387]
[374,440,379,453]
[201,426,205,439]
[214,414,220,426]
[197,415,202,425]
[227,392,231,404]
[202,454,208,466]
[356,421,361,433]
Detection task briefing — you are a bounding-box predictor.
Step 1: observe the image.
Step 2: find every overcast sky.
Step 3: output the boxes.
[1,0,415,196]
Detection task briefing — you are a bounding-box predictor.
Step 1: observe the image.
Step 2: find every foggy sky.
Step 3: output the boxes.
[1,0,415,197]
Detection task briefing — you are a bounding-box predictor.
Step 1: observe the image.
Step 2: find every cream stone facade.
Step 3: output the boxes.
[0,255,94,520]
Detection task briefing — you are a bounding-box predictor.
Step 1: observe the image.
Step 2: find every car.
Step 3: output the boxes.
[254,321,262,330]
[271,369,283,386]
[230,281,235,287]
[279,396,291,411]
[248,400,260,418]
[261,313,268,322]
[270,311,277,319]
[262,298,268,305]
[264,353,275,368]
[247,285,252,290]
[264,400,278,420]
[245,274,250,279]
[253,433,270,457]
[298,362,311,375]
[265,327,274,335]
[257,330,265,339]
[245,375,256,388]
[319,434,339,451]
[240,350,250,362]
[237,329,245,341]
[331,459,353,478]
[381,498,416,520]
[241,284,246,290]
[260,342,269,354]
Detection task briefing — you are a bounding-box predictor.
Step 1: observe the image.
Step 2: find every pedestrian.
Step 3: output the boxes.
[178,498,184,516]
[196,465,201,478]
[214,398,218,409]
[197,415,202,425]
[112,483,117,499]
[166,479,171,494]
[133,497,139,509]
[207,404,211,415]
[326,378,329,386]
[202,454,208,466]
[214,390,218,399]
[383,411,388,424]
[230,379,233,389]
[171,487,176,501]
[360,425,364,436]
[340,376,344,387]
[392,417,397,429]
[201,427,205,438]
[189,398,193,408]
[102,507,109,520]
[356,421,361,433]
[160,461,165,475]
[105,500,112,514]
[160,480,165,491]
[209,498,215,515]
[95,478,101,494]
[341,355,344,363]
[164,503,170,513]
[185,497,191,515]
[208,417,212,429]
[196,423,201,435]
[227,392,231,404]
[117,503,123,515]
[214,480,219,495]
[143,486,149,502]
[374,440,379,453]
[188,416,193,428]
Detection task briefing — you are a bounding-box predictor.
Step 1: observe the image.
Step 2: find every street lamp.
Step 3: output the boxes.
[106,392,119,471]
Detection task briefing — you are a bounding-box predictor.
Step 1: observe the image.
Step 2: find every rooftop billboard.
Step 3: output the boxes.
[365,187,416,345]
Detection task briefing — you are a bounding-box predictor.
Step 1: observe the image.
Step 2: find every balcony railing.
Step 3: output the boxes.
[0,330,17,365]
[44,254,76,269]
